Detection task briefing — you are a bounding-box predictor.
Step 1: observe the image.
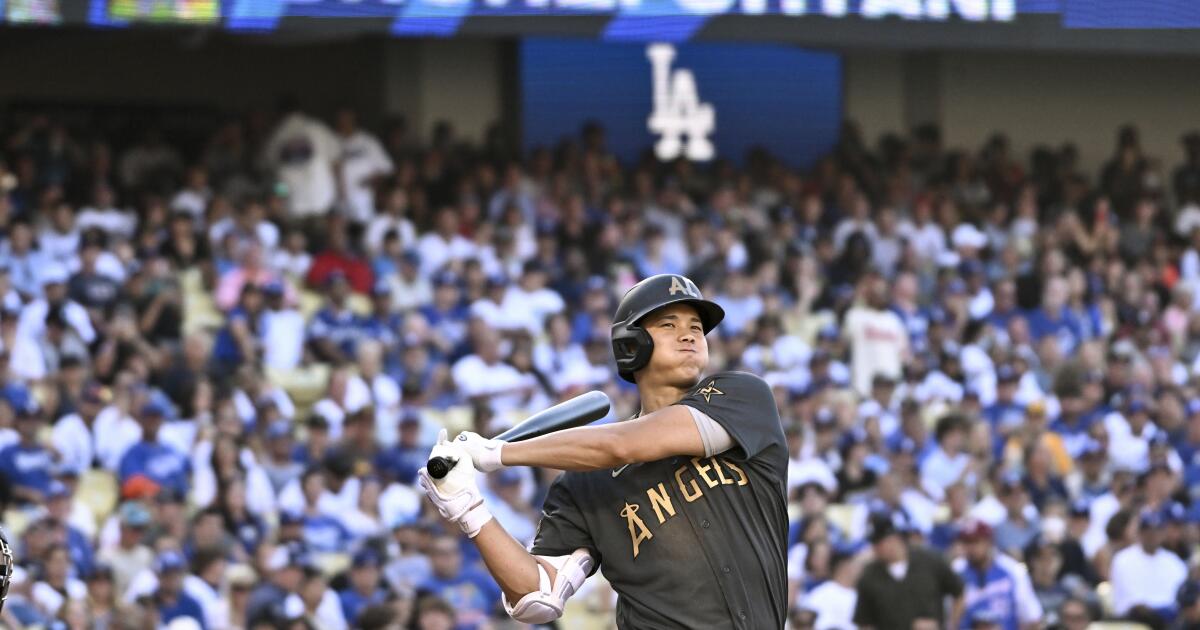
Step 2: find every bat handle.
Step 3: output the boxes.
[426,456,457,480]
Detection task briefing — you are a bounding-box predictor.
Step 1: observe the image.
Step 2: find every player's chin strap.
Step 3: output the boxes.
[503,548,595,624]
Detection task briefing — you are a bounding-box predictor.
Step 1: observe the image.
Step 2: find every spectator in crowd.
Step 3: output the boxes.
[1111,510,1188,623]
[418,535,500,630]
[854,512,964,629]
[263,97,340,221]
[118,400,191,498]
[952,518,1042,630]
[844,272,908,396]
[338,548,388,625]
[799,549,859,630]
[0,401,53,504]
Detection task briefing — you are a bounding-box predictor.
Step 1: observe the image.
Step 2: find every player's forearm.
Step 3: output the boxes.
[472,519,554,602]
[501,406,701,471]
[502,425,628,471]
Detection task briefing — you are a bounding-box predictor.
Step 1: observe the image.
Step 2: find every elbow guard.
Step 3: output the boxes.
[503,548,595,624]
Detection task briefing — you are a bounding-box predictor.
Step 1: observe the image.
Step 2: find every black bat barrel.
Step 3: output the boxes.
[425,391,610,480]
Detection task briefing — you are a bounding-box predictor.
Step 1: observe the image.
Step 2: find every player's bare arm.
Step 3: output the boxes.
[497,406,706,470]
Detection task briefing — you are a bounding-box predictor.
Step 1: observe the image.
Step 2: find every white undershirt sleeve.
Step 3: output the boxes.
[685,406,735,457]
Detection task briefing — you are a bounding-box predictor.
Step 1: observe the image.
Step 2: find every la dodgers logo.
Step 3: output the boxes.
[646,43,715,162]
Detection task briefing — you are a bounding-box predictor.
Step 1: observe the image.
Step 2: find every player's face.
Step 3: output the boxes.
[641,303,709,387]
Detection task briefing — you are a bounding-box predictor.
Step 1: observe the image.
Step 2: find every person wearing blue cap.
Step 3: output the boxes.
[417,269,471,357]
[306,268,364,364]
[148,550,207,629]
[117,401,191,498]
[993,471,1040,555]
[1110,509,1188,623]
[259,278,306,372]
[1069,438,1109,501]
[374,411,425,485]
[982,364,1025,438]
[44,481,95,579]
[0,402,53,504]
[385,247,430,313]
[358,284,402,357]
[337,548,388,625]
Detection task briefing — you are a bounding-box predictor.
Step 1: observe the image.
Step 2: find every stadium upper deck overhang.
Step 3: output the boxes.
[7,0,1200,54]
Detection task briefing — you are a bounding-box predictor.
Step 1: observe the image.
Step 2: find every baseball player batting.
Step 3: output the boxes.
[418,273,788,629]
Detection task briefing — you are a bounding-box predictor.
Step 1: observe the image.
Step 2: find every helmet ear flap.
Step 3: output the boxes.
[612,325,654,383]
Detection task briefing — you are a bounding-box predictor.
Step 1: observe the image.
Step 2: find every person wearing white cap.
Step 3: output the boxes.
[951,223,989,254]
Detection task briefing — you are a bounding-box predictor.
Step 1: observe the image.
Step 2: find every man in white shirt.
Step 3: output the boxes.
[77,184,137,239]
[416,207,476,276]
[334,107,394,224]
[1110,510,1187,619]
[38,202,80,265]
[532,313,590,394]
[786,424,837,497]
[263,98,340,219]
[450,329,533,414]
[801,550,860,630]
[260,282,305,371]
[366,188,417,256]
[843,273,909,396]
[500,261,564,336]
[920,414,974,502]
[384,250,431,313]
[51,382,109,474]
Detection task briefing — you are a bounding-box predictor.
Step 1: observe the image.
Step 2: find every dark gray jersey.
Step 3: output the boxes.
[531,371,788,629]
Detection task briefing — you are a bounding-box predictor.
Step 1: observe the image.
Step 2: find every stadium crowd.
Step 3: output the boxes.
[0,100,1200,630]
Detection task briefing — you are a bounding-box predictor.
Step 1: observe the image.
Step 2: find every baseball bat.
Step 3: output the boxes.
[426,390,611,479]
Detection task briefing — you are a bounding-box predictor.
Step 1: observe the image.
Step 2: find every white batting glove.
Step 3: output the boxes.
[418,429,493,538]
[452,431,505,472]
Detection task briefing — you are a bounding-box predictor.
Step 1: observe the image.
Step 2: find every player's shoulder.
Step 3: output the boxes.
[689,371,772,397]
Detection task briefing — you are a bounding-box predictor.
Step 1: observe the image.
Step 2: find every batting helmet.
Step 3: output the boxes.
[611,274,724,383]
[0,527,12,613]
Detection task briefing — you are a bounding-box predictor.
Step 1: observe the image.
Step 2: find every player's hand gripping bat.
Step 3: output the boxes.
[426,390,611,479]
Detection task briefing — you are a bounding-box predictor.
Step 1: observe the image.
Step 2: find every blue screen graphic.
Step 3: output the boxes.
[521,38,842,169]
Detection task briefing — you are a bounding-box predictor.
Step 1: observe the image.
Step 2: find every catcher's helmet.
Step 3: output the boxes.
[611,274,724,383]
[0,527,12,613]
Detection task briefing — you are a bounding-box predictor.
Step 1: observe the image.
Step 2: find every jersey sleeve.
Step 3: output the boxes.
[530,475,600,571]
[676,371,783,462]
[935,552,964,598]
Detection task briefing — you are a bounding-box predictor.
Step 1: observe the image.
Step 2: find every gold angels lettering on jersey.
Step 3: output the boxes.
[621,502,654,558]
[620,455,750,560]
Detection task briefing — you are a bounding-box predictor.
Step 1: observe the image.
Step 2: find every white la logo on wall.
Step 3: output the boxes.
[646,43,715,162]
